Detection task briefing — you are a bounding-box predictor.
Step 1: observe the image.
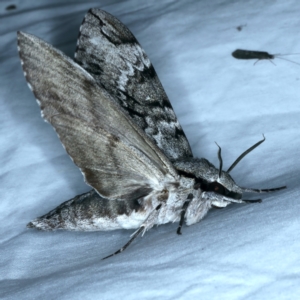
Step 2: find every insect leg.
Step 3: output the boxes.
[254,59,276,66]
[102,226,144,260]
[177,194,193,235]
[241,199,262,203]
[102,204,162,259]
[223,197,262,204]
[206,192,263,207]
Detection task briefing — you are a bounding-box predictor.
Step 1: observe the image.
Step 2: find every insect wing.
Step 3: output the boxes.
[75,8,193,161]
[18,32,178,201]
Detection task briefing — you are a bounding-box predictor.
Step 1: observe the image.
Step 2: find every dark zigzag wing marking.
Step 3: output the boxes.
[74,8,193,161]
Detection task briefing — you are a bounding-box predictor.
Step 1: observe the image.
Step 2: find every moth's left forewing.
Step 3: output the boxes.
[17,31,178,201]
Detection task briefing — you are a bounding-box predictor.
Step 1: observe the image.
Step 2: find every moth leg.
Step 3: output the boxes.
[224,198,262,204]
[102,204,162,260]
[177,194,193,235]
[240,199,262,203]
[102,226,144,260]
[206,192,262,208]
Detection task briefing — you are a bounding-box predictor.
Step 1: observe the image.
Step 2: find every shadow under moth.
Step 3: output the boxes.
[18,9,286,259]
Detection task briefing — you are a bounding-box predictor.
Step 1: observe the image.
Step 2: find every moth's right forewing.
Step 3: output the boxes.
[17,32,178,201]
[75,8,193,161]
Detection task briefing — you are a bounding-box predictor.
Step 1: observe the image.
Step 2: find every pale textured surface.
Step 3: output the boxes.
[1,0,300,299]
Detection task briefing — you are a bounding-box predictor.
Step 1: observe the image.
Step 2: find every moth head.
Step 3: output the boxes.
[174,136,286,202]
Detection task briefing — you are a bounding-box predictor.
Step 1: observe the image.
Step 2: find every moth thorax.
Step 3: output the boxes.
[173,157,243,199]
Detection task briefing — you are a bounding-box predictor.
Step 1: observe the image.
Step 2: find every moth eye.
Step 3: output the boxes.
[215,184,225,194]
[208,182,224,194]
[207,182,230,196]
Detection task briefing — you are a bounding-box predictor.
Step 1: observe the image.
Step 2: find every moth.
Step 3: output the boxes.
[18,9,286,259]
[232,49,300,65]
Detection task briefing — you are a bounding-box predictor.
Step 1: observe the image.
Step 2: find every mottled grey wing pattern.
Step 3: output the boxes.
[75,8,193,161]
[18,32,178,201]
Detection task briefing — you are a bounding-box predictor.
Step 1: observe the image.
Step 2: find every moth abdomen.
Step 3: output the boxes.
[27,190,144,231]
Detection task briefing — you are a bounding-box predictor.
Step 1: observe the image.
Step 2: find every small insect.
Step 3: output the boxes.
[232,49,300,65]
[18,9,286,259]
[236,24,246,31]
[6,4,17,11]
